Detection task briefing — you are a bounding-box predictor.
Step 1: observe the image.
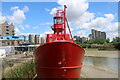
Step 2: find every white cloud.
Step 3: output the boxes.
[74,13,118,40]
[88,14,118,39]
[104,22,118,40]
[105,22,118,32]
[89,17,109,29]
[14,27,24,36]
[75,12,94,29]
[76,30,87,37]
[15,26,38,36]
[7,6,29,24]
[80,12,94,23]
[41,22,53,25]
[50,0,94,36]
[18,25,25,30]
[50,0,118,40]
[50,8,59,15]
[45,8,50,12]
[17,24,30,30]
[50,0,94,30]
[8,9,25,24]
[33,26,39,29]
[66,27,73,33]
[40,31,53,37]
[115,0,120,2]
[25,24,30,28]
[0,12,6,24]
[76,13,115,30]
[104,14,114,22]
[11,6,19,11]
[51,0,89,22]
[23,6,29,12]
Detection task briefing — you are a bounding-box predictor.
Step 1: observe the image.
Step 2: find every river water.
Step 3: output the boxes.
[84,56,119,74]
[81,49,119,78]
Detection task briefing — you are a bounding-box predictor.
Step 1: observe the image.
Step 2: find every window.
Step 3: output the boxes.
[60,38,63,40]
[6,32,9,35]
[50,39,52,42]
[7,37,9,40]
[54,18,63,24]
[54,39,56,41]
[1,37,3,39]
[11,41,14,45]
[18,41,19,44]
[2,42,5,45]
[7,42,10,45]
[6,25,9,28]
[6,29,9,31]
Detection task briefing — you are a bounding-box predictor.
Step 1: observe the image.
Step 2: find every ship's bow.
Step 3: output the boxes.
[34,41,85,78]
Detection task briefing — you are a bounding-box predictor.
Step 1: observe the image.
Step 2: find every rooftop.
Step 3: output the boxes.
[0,36,25,41]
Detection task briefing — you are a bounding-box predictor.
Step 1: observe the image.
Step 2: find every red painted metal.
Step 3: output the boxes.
[34,5,85,78]
[46,5,70,42]
[35,41,84,78]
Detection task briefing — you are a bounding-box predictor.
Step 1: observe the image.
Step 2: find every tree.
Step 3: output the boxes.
[30,42,36,45]
[112,37,120,43]
[93,38,106,44]
[84,40,89,44]
[106,38,110,43]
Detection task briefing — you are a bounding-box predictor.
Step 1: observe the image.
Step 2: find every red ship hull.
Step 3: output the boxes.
[34,41,85,78]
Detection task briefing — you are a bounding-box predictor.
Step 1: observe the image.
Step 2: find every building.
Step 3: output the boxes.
[101,32,106,39]
[73,36,81,42]
[0,21,15,36]
[28,34,35,43]
[73,36,88,43]
[0,36,26,46]
[88,34,92,42]
[28,34,41,44]
[40,37,46,44]
[35,34,40,44]
[98,31,101,38]
[91,29,96,40]
[0,21,28,46]
[81,37,87,43]
[90,29,106,41]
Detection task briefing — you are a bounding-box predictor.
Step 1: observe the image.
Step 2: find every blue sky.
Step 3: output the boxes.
[1,1,119,40]
[88,2,118,22]
[2,2,59,34]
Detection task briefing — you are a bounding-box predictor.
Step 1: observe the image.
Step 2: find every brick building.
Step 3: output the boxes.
[0,36,26,46]
[0,21,15,36]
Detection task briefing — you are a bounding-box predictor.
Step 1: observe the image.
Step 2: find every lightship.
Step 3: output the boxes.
[35,5,85,78]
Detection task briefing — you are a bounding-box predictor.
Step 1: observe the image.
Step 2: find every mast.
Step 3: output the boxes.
[46,5,71,42]
[64,5,67,35]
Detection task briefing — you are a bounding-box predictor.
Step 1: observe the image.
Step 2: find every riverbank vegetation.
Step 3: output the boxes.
[75,37,120,50]
[2,59,35,79]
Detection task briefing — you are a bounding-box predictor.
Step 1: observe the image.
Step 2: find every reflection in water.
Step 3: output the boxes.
[84,56,118,73]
